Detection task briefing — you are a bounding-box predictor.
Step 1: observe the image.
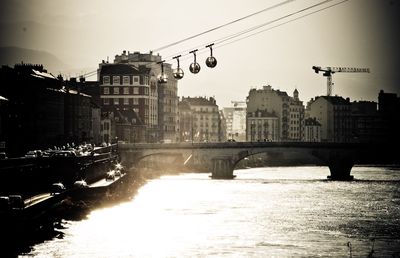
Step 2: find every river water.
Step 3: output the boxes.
[22,166,400,257]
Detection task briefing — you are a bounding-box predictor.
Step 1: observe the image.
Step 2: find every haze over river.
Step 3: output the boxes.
[23,166,400,257]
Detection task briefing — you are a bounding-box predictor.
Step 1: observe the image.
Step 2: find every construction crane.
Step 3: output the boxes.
[312,66,370,96]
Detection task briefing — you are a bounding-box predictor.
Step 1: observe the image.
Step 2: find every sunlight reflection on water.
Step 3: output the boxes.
[26,166,400,257]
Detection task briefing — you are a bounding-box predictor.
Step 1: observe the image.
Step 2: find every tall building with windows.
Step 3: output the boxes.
[113,51,179,142]
[246,85,304,141]
[98,62,158,143]
[288,89,305,141]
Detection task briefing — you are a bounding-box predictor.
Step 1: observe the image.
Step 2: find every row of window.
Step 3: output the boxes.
[103,98,141,105]
[103,76,141,85]
[290,133,301,138]
[193,123,218,128]
[249,120,278,125]
[103,87,149,95]
[194,107,218,112]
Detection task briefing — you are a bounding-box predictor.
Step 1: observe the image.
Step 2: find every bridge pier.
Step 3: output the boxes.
[327,159,354,181]
[211,157,236,179]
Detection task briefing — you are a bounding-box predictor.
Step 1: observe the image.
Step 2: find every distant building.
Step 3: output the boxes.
[246,85,304,141]
[350,100,383,143]
[179,97,221,142]
[218,110,227,142]
[178,100,193,142]
[288,89,305,141]
[306,96,352,142]
[223,101,246,141]
[304,117,321,142]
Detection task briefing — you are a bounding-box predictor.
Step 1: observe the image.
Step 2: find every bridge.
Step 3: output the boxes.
[118,141,399,180]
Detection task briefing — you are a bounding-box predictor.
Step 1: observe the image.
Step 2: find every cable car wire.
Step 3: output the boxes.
[215,0,349,49]
[151,0,296,52]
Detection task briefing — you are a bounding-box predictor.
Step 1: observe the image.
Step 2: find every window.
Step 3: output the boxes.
[123,76,130,85]
[113,76,120,85]
[103,76,110,85]
[113,87,119,95]
[133,98,139,105]
[144,87,149,95]
[123,87,129,94]
[133,76,139,84]
[133,87,139,94]
[103,98,109,105]
[103,87,109,94]
[114,98,119,105]
[123,98,129,105]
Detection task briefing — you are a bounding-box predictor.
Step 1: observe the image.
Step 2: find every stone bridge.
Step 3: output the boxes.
[118,141,399,180]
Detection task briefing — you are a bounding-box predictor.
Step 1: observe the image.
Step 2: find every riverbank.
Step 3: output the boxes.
[2,167,157,257]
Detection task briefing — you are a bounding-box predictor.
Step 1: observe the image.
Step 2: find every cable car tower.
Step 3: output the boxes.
[312,66,370,96]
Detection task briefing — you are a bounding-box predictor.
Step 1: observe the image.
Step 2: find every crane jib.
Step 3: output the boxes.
[327,67,370,73]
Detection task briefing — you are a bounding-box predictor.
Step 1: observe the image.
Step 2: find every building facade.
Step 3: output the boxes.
[350,100,383,143]
[246,85,304,141]
[304,117,321,142]
[179,97,221,142]
[306,96,352,142]
[246,109,279,141]
[378,90,400,143]
[223,101,246,141]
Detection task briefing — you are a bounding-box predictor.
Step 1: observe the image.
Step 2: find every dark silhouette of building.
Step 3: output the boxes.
[378,90,400,143]
[0,64,93,156]
[350,100,384,143]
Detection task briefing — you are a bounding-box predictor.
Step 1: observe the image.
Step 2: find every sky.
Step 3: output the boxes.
[0,0,399,108]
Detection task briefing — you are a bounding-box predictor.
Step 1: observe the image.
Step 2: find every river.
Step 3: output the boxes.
[21,166,400,257]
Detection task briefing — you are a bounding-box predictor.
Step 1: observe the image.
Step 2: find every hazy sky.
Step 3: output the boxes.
[0,0,399,107]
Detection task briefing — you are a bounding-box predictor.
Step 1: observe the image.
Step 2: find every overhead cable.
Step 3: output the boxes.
[151,0,296,52]
[215,0,349,49]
